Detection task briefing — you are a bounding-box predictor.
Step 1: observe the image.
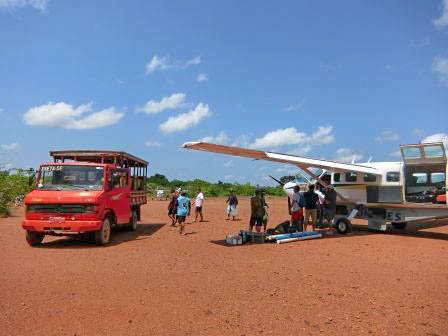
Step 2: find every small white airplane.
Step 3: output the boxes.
[182,141,448,234]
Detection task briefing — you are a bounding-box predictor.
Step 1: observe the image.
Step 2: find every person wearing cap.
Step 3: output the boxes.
[323,184,337,230]
[249,189,266,232]
[303,184,319,232]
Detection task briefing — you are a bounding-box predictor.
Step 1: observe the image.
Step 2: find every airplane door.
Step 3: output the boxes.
[400,142,447,203]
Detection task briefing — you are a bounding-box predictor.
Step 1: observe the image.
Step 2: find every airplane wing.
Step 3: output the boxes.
[182,142,380,175]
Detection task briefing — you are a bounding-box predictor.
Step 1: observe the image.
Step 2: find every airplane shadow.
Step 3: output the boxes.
[38,223,165,249]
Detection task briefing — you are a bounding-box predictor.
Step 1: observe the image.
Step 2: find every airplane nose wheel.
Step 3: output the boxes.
[335,218,352,234]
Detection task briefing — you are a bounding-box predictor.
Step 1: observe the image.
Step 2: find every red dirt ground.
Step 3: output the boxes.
[1,197,447,336]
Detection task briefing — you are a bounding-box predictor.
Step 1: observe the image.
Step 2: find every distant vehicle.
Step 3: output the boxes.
[22,150,148,246]
[183,141,448,233]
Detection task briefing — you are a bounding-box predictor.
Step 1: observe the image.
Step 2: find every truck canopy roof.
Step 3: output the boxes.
[49,150,148,167]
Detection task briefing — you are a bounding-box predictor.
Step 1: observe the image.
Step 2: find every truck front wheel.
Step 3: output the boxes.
[95,217,111,245]
[26,231,44,247]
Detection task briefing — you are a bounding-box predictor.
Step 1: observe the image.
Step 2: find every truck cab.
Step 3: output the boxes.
[22,150,148,246]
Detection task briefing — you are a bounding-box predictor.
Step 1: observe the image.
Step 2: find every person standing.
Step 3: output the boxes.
[289,185,304,231]
[194,188,204,223]
[260,189,269,233]
[226,190,239,220]
[323,185,337,231]
[303,184,319,232]
[249,189,266,233]
[176,191,191,235]
[315,184,325,228]
[167,188,178,226]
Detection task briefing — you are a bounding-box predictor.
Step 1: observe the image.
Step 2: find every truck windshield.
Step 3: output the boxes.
[37,166,104,191]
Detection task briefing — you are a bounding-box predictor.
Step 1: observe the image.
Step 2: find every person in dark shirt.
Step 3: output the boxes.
[226,190,239,220]
[167,188,178,226]
[249,189,266,232]
[323,185,337,230]
[303,184,319,232]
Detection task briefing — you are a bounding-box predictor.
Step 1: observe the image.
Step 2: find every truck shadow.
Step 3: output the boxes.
[39,223,165,249]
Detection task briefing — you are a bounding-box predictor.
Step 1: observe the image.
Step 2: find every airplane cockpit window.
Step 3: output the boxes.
[412,173,427,184]
[363,173,377,182]
[431,172,445,184]
[333,173,340,183]
[345,172,357,182]
[386,172,400,182]
[423,146,444,158]
[402,147,421,159]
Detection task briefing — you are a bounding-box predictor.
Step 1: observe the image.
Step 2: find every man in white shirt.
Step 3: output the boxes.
[315,184,325,228]
[194,188,204,223]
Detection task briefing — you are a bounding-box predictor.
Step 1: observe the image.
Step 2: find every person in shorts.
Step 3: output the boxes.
[249,189,266,233]
[194,188,204,223]
[176,191,191,235]
[289,185,304,231]
[167,188,178,226]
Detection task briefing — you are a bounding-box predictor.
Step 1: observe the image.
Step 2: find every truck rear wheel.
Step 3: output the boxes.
[26,231,44,247]
[95,217,111,245]
[124,209,138,231]
[392,222,407,230]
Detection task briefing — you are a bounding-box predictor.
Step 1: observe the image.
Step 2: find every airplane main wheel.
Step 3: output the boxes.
[335,218,352,234]
[26,231,44,246]
[392,222,407,230]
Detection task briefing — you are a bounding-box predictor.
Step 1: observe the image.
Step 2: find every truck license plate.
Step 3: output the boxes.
[49,217,65,225]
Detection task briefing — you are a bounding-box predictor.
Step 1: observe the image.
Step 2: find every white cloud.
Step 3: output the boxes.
[197,73,209,83]
[1,142,20,152]
[183,56,201,68]
[223,160,234,168]
[0,0,49,12]
[159,103,211,134]
[144,140,163,148]
[374,131,400,143]
[334,148,363,163]
[434,0,448,29]
[249,126,334,149]
[136,93,186,115]
[286,145,312,156]
[224,174,234,180]
[145,55,201,75]
[422,133,448,149]
[432,56,448,86]
[200,131,229,144]
[24,101,123,129]
[145,55,171,74]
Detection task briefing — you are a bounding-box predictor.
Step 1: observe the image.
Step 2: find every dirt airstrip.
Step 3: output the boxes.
[1,196,447,336]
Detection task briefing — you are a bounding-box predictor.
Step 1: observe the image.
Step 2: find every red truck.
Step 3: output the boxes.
[22,150,148,246]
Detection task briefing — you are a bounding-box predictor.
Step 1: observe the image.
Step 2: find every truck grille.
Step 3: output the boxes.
[27,204,88,214]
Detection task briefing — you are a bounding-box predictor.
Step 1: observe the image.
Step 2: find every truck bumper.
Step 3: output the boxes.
[22,219,102,235]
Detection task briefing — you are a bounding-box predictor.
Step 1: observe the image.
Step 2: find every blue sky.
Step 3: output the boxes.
[1,0,447,185]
